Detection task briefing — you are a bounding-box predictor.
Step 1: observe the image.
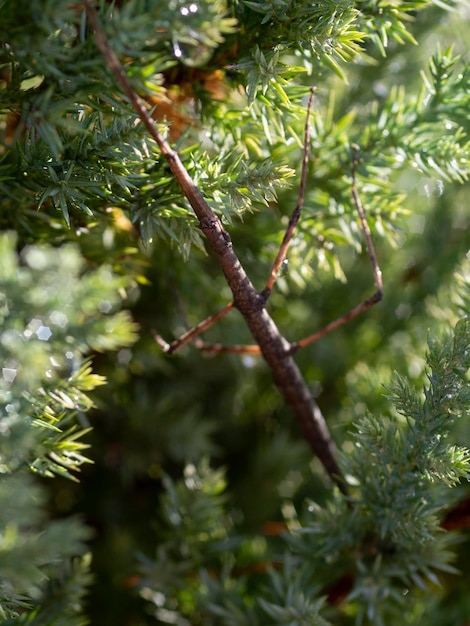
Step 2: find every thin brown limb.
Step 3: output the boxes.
[351,144,383,297]
[85,1,347,495]
[262,87,316,298]
[290,292,382,353]
[154,302,234,354]
[291,144,383,354]
[154,300,264,355]
[195,340,261,355]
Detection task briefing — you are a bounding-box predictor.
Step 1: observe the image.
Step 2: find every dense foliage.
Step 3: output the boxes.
[0,0,469,624]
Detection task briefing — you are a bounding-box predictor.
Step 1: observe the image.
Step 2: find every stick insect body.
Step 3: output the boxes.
[84,1,383,495]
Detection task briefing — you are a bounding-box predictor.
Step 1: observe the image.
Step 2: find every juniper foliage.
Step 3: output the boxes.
[0,234,137,620]
[0,0,469,624]
[139,262,469,625]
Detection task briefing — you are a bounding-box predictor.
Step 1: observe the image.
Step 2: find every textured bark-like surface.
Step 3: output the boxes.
[84,0,346,493]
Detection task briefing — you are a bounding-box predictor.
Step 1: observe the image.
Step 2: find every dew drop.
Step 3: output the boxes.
[99,300,112,314]
[36,325,52,341]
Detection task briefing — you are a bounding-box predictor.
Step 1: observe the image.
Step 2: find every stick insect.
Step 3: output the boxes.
[84,1,383,495]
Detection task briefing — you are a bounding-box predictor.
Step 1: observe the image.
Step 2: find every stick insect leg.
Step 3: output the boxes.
[194,339,261,354]
[289,144,383,354]
[153,299,263,355]
[154,302,234,353]
[261,87,316,299]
